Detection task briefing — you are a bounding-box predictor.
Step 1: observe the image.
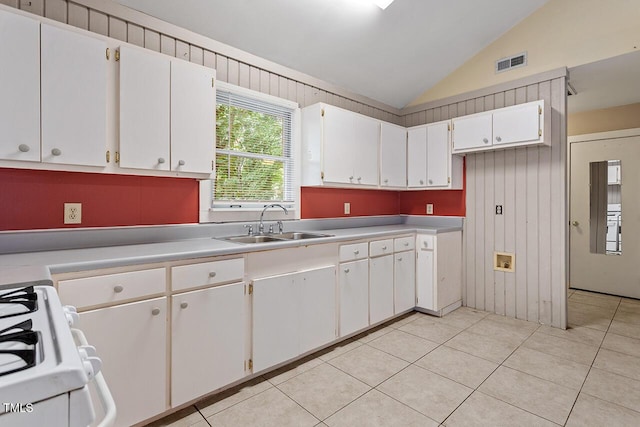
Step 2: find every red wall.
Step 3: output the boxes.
[0,168,199,231]
[0,163,465,230]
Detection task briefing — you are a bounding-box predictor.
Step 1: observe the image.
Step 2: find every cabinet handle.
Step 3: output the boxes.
[180,302,188,309]
[113,285,124,293]
[151,307,161,316]
[354,250,360,255]
[495,136,502,142]
[209,271,217,278]
[344,268,350,273]
[178,160,186,166]
[51,148,62,156]
[158,157,165,164]
[18,144,30,153]
[483,138,489,144]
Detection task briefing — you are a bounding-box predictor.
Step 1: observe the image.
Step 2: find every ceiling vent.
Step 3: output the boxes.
[495,52,527,74]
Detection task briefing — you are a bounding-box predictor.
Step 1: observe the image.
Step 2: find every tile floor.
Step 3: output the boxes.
[147,289,640,426]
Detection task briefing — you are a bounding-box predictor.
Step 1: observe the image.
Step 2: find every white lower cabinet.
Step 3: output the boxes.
[339,258,369,336]
[369,254,394,324]
[252,265,336,372]
[416,232,463,315]
[171,283,245,407]
[77,297,167,427]
[394,250,416,313]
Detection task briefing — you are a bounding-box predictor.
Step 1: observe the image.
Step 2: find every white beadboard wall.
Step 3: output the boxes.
[405,77,568,329]
[0,0,402,124]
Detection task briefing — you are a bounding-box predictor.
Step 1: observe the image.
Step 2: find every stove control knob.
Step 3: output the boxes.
[63,305,79,326]
[82,356,102,380]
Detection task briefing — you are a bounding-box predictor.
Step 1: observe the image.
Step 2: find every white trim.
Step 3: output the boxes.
[568,127,640,143]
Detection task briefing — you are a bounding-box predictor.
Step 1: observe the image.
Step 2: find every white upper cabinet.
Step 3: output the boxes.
[119,45,171,171]
[407,126,427,188]
[170,59,216,174]
[380,122,407,188]
[302,103,380,187]
[452,100,547,154]
[41,24,107,167]
[0,10,40,162]
[408,121,463,190]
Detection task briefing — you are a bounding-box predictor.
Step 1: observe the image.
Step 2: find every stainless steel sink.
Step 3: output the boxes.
[275,231,333,240]
[223,235,287,244]
[219,231,333,244]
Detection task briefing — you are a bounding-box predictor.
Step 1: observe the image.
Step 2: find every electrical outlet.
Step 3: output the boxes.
[344,202,351,215]
[426,204,434,215]
[64,203,82,224]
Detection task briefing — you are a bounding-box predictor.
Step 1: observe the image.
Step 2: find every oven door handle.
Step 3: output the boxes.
[71,328,117,427]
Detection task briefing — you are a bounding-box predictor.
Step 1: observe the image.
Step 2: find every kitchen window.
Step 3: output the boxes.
[200,82,300,222]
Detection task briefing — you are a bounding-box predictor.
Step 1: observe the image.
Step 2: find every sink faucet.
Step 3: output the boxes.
[259,204,288,234]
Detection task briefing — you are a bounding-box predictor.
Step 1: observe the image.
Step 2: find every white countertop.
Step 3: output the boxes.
[0,217,462,281]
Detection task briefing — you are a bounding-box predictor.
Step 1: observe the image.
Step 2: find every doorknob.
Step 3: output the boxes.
[571,221,579,226]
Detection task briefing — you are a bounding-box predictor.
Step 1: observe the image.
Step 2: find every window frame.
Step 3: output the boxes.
[200,81,301,223]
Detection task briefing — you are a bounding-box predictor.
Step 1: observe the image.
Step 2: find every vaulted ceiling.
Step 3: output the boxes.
[115,0,549,109]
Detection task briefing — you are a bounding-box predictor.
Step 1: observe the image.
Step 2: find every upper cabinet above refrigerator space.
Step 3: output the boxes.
[451,99,548,154]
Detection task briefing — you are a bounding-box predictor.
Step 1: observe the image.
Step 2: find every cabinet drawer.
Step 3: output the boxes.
[171,258,244,292]
[339,242,368,262]
[394,236,415,252]
[58,268,166,309]
[416,235,434,251]
[369,239,393,257]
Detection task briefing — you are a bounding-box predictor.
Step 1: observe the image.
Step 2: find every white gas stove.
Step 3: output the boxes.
[0,285,114,427]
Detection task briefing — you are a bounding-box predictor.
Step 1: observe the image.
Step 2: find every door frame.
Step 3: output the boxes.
[568,127,640,293]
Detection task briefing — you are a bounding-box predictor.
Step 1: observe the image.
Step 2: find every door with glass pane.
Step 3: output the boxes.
[569,134,640,298]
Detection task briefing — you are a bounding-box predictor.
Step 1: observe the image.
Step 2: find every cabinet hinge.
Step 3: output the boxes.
[539,129,542,137]
[115,151,120,164]
[115,49,120,62]
[106,150,110,163]
[321,109,325,117]
[105,48,110,60]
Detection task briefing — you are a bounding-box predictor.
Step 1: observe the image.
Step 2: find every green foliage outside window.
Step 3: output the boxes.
[215,104,288,201]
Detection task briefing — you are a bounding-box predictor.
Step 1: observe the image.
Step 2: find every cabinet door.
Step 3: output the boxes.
[252,273,299,372]
[119,45,170,170]
[380,122,406,188]
[171,283,245,407]
[77,298,167,427]
[394,250,416,313]
[451,113,492,152]
[369,255,394,324]
[416,249,435,310]
[0,10,40,162]
[170,60,215,174]
[407,126,427,187]
[41,24,106,167]
[352,113,380,186]
[339,259,369,336]
[426,121,450,187]
[322,106,354,184]
[492,102,541,146]
[299,266,336,353]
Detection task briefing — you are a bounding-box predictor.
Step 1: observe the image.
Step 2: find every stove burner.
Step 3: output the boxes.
[0,286,38,319]
[0,318,38,376]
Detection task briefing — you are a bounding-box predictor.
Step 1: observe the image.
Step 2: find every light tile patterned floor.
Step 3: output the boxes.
[147,289,640,426]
